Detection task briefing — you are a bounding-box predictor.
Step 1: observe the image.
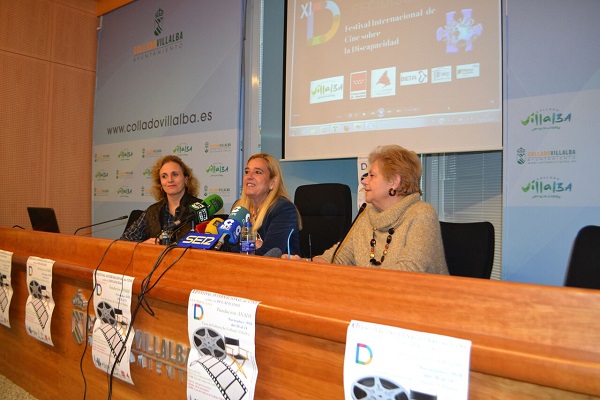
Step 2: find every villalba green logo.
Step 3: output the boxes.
[521,176,572,199]
[521,108,571,131]
[118,149,133,159]
[95,170,109,179]
[173,143,192,155]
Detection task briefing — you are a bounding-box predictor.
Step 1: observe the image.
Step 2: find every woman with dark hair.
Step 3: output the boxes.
[121,155,201,243]
[291,145,448,274]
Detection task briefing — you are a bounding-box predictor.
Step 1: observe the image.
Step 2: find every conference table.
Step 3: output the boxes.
[0,227,599,399]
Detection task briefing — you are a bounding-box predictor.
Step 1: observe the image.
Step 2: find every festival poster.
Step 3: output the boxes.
[24,256,56,345]
[187,290,260,400]
[0,250,14,328]
[92,270,136,384]
[344,320,471,400]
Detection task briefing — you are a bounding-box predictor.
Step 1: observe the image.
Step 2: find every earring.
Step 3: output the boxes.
[388,188,397,196]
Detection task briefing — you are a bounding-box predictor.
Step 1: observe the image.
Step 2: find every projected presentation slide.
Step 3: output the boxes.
[285,0,501,159]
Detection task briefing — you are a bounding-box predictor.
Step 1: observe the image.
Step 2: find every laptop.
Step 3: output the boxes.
[27,207,60,233]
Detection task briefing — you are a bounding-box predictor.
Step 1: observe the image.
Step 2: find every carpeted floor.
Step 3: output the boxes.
[0,375,38,399]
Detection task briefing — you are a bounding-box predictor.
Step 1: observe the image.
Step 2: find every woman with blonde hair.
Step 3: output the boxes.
[235,153,301,256]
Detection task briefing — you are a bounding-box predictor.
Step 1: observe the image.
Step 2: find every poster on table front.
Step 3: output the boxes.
[187,290,259,400]
[24,256,56,345]
[344,320,471,400]
[0,250,14,328]
[92,270,136,384]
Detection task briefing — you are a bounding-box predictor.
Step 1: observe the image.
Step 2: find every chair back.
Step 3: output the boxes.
[439,221,495,279]
[294,183,352,259]
[564,225,600,289]
[123,209,144,234]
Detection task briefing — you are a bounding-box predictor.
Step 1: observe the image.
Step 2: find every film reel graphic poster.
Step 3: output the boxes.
[24,256,56,345]
[187,290,259,400]
[0,250,14,328]
[344,320,471,400]
[92,270,136,385]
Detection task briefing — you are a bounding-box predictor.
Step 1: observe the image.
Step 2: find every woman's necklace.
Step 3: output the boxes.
[369,227,395,266]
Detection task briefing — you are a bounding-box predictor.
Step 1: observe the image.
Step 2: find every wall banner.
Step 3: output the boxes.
[92,0,245,238]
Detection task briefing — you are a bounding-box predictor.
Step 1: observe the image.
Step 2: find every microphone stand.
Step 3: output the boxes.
[74,216,128,235]
[161,221,191,246]
[331,203,367,263]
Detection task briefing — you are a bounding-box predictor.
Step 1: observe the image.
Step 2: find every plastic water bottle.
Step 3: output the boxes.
[240,221,256,255]
[159,230,171,246]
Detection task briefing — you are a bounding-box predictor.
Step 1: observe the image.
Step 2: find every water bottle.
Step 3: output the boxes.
[159,230,171,246]
[240,221,256,255]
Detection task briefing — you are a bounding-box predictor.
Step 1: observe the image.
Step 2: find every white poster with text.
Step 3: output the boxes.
[187,290,259,400]
[345,320,471,400]
[25,256,55,345]
[92,270,136,384]
[0,250,14,328]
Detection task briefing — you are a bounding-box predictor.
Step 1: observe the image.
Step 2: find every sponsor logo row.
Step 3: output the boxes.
[310,64,480,104]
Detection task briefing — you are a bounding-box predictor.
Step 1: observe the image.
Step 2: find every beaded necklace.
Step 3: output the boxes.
[369,227,395,266]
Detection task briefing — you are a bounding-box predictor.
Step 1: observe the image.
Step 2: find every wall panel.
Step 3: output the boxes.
[55,0,96,14]
[0,0,52,58]
[52,2,97,70]
[0,53,50,226]
[48,64,95,234]
[0,0,97,234]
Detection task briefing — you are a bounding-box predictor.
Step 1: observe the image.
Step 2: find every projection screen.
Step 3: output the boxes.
[284,0,502,160]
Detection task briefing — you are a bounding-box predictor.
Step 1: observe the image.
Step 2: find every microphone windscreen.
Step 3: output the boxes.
[195,220,210,233]
[189,202,210,223]
[205,217,224,234]
[263,247,283,258]
[203,194,224,215]
[217,206,250,244]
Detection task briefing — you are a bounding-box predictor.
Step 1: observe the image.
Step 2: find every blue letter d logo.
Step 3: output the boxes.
[355,343,373,365]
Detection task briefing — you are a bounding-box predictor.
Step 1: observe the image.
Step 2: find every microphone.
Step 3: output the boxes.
[331,202,367,262]
[205,217,224,234]
[263,247,283,258]
[195,220,210,233]
[162,194,224,231]
[213,206,250,251]
[202,194,224,216]
[74,215,128,235]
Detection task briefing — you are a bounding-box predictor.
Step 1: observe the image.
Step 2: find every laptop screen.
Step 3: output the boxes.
[27,207,60,233]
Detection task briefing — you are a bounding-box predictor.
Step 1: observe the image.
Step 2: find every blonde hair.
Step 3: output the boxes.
[236,153,301,230]
[150,155,199,201]
[368,145,422,196]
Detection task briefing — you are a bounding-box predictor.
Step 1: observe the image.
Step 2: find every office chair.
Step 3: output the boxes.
[294,183,353,259]
[564,225,600,290]
[439,221,495,279]
[123,209,144,234]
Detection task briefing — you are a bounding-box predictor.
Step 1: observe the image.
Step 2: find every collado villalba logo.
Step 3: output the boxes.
[133,8,184,61]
